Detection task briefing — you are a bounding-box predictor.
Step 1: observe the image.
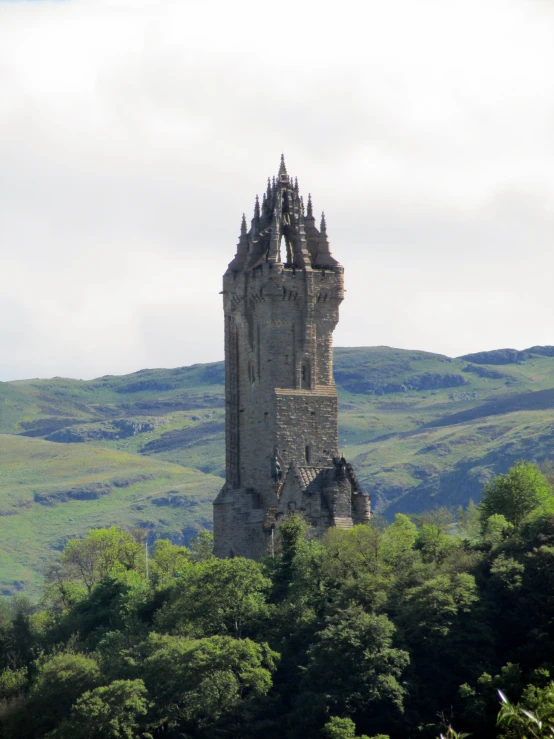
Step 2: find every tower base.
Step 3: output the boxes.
[213,457,370,560]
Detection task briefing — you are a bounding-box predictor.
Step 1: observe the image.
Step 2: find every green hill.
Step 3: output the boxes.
[0,435,220,596]
[3,345,554,596]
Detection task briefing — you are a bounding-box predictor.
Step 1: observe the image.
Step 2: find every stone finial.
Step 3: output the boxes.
[267,206,281,264]
[251,196,260,240]
[227,209,249,271]
[320,212,327,236]
[312,209,338,268]
[307,193,313,219]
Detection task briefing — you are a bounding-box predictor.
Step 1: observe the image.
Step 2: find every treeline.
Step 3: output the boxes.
[2,461,554,738]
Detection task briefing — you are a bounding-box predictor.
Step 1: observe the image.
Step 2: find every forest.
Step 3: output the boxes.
[2,461,554,738]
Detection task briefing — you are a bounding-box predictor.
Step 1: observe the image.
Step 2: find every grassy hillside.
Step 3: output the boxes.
[3,344,554,597]
[0,435,220,597]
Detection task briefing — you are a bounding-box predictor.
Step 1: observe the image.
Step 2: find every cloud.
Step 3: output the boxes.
[0,0,553,379]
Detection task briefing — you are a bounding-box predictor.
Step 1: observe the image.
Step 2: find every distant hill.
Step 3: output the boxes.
[3,344,554,596]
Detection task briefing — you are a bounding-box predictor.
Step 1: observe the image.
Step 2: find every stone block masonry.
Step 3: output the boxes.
[213,156,370,559]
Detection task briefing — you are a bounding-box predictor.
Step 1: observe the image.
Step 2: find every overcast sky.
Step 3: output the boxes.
[1,0,553,381]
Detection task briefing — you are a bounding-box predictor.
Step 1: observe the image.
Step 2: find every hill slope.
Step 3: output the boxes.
[3,344,554,596]
[0,435,220,596]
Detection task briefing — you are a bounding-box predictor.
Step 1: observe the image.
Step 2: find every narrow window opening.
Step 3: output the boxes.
[305,445,311,464]
[301,362,310,389]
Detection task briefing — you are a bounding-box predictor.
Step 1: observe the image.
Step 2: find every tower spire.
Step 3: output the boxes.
[307,193,313,219]
[279,153,287,177]
[241,213,247,236]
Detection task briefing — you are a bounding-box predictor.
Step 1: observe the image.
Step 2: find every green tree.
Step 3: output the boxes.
[58,575,148,644]
[271,513,311,598]
[0,667,27,700]
[398,572,488,717]
[415,523,456,564]
[304,606,409,726]
[50,679,149,739]
[25,652,102,736]
[150,539,191,583]
[56,528,142,594]
[479,462,552,529]
[309,525,389,614]
[188,530,215,563]
[380,514,417,563]
[482,513,514,547]
[155,557,270,638]
[143,634,278,736]
[457,500,480,541]
[459,663,524,735]
[322,715,384,739]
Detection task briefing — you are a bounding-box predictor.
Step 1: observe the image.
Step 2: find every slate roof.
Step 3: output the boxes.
[296,466,333,489]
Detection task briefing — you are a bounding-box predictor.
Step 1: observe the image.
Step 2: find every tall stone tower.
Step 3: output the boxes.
[213,156,370,559]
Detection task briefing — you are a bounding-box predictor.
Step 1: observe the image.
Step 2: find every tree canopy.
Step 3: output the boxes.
[1,462,554,738]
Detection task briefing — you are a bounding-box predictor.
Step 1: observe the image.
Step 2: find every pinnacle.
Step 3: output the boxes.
[279,153,287,176]
[241,213,247,235]
[307,193,313,218]
[320,211,327,235]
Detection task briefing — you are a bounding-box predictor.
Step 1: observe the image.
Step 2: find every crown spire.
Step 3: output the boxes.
[227,155,340,273]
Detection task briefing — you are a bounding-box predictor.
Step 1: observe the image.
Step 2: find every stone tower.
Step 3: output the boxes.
[213,156,370,559]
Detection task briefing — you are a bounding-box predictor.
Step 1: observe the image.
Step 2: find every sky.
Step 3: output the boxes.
[1,0,553,381]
